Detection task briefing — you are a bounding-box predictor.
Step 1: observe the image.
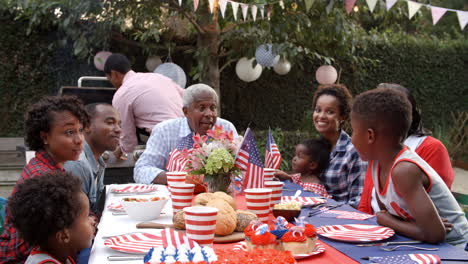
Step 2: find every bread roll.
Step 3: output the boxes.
[235,210,258,232]
[213,191,237,209]
[206,199,237,236]
[172,210,186,230]
[194,192,215,206]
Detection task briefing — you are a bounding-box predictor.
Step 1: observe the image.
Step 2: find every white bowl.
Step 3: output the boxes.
[121,197,168,221]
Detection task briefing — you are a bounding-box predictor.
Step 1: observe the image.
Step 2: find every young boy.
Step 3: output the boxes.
[7,172,95,263]
[350,87,468,246]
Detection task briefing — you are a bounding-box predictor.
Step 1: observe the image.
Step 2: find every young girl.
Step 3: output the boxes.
[351,87,468,246]
[7,171,95,264]
[275,138,332,198]
[0,95,89,263]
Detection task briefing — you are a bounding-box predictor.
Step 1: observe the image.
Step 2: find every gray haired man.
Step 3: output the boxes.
[134,84,238,185]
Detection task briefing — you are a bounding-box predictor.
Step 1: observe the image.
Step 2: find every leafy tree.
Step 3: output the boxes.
[2,0,369,98]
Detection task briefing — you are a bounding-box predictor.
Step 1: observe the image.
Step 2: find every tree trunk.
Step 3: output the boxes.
[197,8,221,113]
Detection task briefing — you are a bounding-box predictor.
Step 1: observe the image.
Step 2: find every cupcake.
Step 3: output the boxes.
[296,216,317,251]
[243,220,263,248]
[281,227,312,255]
[249,224,278,250]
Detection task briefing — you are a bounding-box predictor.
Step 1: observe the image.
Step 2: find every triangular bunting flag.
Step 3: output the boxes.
[241,3,249,21]
[231,1,239,21]
[326,0,335,15]
[407,1,423,20]
[305,0,316,12]
[366,0,378,13]
[194,0,199,11]
[386,0,397,11]
[208,0,216,13]
[431,7,447,25]
[457,11,468,30]
[259,5,265,19]
[345,0,357,15]
[219,0,228,18]
[178,0,182,6]
[251,5,258,21]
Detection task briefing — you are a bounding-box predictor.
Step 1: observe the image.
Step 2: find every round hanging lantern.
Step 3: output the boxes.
[154,62,187,88]
[315,65,338,84]
[235,57,262,82]
[145,56,162,72]
[255,44,280,67]
[93,51,112,71]
[273,58,291,75]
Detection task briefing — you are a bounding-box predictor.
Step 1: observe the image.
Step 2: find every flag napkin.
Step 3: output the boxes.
[366,254,441,264]
[319,209,374,220]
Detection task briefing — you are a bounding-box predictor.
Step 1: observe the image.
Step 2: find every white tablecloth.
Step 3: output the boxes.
[88,184,173,264]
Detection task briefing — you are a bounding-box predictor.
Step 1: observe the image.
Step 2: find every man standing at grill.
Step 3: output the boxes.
[104,53,184,159]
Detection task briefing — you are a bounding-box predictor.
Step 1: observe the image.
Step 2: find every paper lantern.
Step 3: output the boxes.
[145,56,162,72]
[273,58,291,75]
[235,57,262,82]
[154,62,187,88]
[93,51,112,71]
[255,44,280,67]
[315,65,338,84]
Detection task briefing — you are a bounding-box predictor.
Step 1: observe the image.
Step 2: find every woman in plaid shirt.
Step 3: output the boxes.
[311,84,367,208]
[0,96,89,264]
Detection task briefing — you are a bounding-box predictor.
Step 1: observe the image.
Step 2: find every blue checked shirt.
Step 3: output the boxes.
[321,130,367,208]
[134,117,238,184]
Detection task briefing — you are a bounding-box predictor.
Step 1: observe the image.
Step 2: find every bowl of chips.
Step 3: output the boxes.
[272,201,302,222]
[121,196,168,221]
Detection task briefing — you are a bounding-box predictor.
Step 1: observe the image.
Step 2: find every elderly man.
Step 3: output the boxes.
[104,53,184,158]
[134,84,238,184]
[64,103,121,213]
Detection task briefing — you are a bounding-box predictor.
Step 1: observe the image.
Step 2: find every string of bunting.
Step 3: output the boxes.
[346,0,468,30]
[177,0,467,30]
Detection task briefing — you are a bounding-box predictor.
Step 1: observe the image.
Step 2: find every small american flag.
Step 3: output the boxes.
[265,127,282,169]
[368,254,441,264]
[166,133,194,172]
[234,128,264,189]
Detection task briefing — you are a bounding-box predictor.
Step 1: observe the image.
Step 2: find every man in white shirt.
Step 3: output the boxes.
[134,84,238,184]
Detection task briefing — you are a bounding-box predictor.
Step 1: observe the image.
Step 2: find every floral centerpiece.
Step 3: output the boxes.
[184,125,242,193]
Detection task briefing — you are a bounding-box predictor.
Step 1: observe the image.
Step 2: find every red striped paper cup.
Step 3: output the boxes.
[244,188,272,223]
[264,181,284,210]
[166,171,187,191]
[263,168,275,183]
[170,183,194,213]
[183,206,219,247]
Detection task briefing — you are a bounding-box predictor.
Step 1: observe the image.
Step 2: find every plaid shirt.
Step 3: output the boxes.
[134,117,238,184]
[291,173,332,198]
[321,130,367,208]
[0,150,63,264]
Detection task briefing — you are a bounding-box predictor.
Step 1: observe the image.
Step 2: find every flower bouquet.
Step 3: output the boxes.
[184,125,242,193]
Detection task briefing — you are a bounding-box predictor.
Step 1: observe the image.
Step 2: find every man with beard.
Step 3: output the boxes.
[134,84,238,185]
[65,103,121,214]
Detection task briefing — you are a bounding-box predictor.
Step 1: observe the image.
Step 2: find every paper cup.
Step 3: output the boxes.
[264,181,284,210]
[166,171,187,191]
[244,188,272,222]
[263,168,275,183]
[170,183,194,213]
[183,206,219,246]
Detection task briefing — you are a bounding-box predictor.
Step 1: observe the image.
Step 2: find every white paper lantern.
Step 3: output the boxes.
[93,51,112,71]
[154,62,187,88]
[145,56,162,72]
[235,57,263,82]
[273,58,291,75]
[316,65,338,84]
[255,44,280,67]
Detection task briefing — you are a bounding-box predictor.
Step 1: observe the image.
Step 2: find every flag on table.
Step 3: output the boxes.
[166,133,193,172]
[368,254,441,264]
[265,127,282,169]
[234,128,264,189]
